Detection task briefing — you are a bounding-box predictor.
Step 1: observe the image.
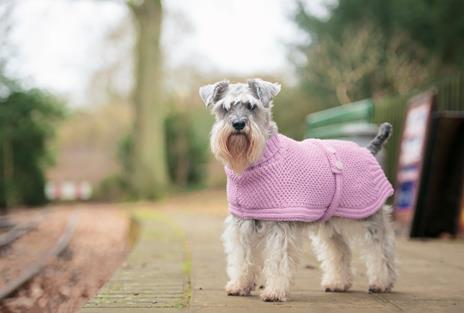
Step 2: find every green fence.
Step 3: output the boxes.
[435,72,464,112]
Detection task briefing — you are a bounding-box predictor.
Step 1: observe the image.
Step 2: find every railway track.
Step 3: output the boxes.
[0,208,53,248]
[0,220,34,248]
[0,213,77,300]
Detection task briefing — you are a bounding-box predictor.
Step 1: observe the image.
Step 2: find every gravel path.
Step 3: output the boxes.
[0,206,130,313]
[0,210,66,292]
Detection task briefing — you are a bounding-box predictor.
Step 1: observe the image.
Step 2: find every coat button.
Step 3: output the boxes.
[335,160,344,170]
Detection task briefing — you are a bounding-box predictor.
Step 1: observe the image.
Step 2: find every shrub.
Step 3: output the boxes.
[95,106,212,200]
[0,78,64,209]
[164,110,211,187]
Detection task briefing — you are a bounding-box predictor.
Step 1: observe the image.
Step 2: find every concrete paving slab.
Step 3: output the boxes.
[79,191,464,312]
[80,210,190,312]
[169,208,464,313]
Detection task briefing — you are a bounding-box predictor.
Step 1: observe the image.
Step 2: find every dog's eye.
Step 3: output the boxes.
[222,105,229,113]
[246,102,255,111]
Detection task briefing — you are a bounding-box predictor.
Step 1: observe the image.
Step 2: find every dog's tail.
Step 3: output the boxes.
[366,122,393,155]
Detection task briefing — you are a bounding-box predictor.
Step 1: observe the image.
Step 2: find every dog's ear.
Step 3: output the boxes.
[199,80,229,107]
[247,79,281,107]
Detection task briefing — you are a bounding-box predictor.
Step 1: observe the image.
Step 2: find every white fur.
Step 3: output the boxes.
[222,206,397,301]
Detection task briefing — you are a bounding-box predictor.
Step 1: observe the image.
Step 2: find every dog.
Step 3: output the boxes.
[199,79,397,302]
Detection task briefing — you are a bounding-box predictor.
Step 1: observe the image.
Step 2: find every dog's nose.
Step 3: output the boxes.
[232,121,246,131]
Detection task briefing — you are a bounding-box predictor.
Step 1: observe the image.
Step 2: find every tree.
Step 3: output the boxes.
[296,0,464,66]
[293,0,464,105]
[127,0,169,198]
[4,0,169,200]
[69,0,168,199]
[299,24,436,104]
[300,25,382,104]
[0,1,64,211]
[0,78,64,211]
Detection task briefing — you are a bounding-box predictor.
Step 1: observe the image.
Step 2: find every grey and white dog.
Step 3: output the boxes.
[199,79,397,302]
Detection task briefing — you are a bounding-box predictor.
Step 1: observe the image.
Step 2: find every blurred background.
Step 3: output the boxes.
[0,1,464,311]
[0,0,463,233]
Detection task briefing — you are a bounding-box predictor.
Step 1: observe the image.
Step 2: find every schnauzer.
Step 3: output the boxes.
[199,79,397,302]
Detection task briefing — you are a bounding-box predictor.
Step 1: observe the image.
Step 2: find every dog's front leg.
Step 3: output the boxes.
[260,222,300,302]
[222,215,261,296]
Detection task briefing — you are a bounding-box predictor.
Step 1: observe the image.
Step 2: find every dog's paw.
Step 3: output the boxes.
[368,276,395,293]
[260,289,288,302]
[225,281,252,296]
[322,281,352,292]
[368,283,393,294]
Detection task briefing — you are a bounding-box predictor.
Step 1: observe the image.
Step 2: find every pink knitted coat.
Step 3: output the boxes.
[225,133,394,222]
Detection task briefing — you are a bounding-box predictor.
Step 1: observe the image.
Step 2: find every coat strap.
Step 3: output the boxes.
[312,140,344,221]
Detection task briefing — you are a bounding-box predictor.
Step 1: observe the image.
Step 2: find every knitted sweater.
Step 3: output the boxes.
[225,133,394,222]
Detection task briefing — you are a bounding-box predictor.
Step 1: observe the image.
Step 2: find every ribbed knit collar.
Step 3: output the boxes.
[251,132,281,167]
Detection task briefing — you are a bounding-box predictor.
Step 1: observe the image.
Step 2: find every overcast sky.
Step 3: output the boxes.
[1,0,330,107]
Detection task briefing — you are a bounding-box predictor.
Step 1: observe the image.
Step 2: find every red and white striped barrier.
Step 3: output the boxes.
[45,181,93,201]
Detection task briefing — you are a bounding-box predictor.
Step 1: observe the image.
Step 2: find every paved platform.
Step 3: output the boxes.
[81,210,190,312]
[80,190,464,313]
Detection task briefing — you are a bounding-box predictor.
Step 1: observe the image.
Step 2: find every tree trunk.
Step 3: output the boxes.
[129,0,168,198]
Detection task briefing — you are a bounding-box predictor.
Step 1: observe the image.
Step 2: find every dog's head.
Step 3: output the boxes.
[199,79,281,174]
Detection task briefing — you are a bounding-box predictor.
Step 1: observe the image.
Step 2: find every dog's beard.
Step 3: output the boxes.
[211,121,265,174]
[226,133,249,173]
